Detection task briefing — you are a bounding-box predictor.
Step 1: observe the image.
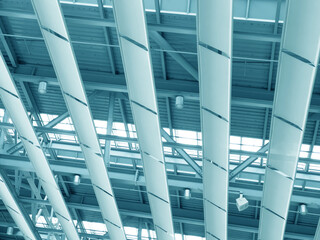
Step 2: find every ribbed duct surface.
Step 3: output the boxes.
[0,171,41,240]
[197,1,233,239]
[0,51,80,239]
[30,1,126,239]
[112,0,175,239]
[259,1,320,239]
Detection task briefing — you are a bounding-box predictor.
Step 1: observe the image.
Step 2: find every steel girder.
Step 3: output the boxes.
[258,1,320,239]
[0,52,80,239]
[112,0,174,239]
[30,1,126,239]
[0,170,41,240]
[197,0,233,239]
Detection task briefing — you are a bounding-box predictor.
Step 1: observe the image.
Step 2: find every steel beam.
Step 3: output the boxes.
[15,196,316,240]
[30,1,126,239]
[112,1,175,239]
[0,19,17,68]
[150,31,198,80]
[258,1,320,239]
[12,72,320,114]
[197,1,233,239]
[0,51,80,239]
[229,144,269,181]
[97,0,116,75]
[0,9,281,42]
[161,129,202,177]
[104,92,115,165]
[1,153,320,208]
[0,170,41,240]
[6,91,99,155]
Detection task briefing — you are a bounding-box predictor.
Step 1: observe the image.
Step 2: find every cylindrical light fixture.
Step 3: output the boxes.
[6,227,13,235]
[175,96,184,109]
[299,204,308,215]
[38,81,47,94]
[73,174,81,186]
[184,188,191,200]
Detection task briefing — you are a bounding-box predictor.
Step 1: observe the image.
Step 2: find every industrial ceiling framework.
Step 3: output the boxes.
[112,0,175,239]
[2,0,320,239]
[197,0,232,239]
[0,51,80,239]
[30,0,126,239]
[259,1,320,239]
[0,170,40,240]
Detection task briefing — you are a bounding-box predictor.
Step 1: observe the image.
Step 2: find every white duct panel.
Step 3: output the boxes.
[42,31,86,104]
[120,39,157,112]
[112,0,175,239]
[113,0,147,49]
[262,168,293,219]
[282,1,320,64]
[267,118,302,177]
[31,0,67,38]
[31,1,126,239]
[197,0,232,239]
[258,1,320,239]
[259,208,284,239]
[0,174,40,240]
[199,48,230,119]
[273,53,315,129]
[0,52,80,240]
[198,0,232,55]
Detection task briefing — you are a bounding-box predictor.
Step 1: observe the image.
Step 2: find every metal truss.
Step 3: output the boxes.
[0,170,41,240]
[112,0,174,239]
[12,72,320,115]
[258,1,320,239]
[0,8,281,43]
[30,0,126,239]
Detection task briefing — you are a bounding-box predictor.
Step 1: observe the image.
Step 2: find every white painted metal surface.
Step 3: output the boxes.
[30,1,126,239]
[259,1,320,239]
[0,51,80,240]
[112,0,175,239]
[0,172,41,240]
[197,0,233,239]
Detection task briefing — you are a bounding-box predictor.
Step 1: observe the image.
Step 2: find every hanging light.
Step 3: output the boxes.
[175,96,184,109]
[299,203,308,215]
[73,174,81,186]
[184,188,191,200]
[38,81,47,94]
[6,227,13,235]
[236,193,249,212]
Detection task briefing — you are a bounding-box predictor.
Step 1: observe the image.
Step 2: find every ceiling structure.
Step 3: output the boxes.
[0,0,320,239]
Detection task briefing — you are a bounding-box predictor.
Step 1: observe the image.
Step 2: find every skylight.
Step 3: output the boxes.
[59,0,284,22]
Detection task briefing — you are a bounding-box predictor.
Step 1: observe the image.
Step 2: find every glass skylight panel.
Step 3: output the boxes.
[297,162,306,171]
[112,122,127,137]
[308,163,320,173]
[0,108,4,121]
[241,137,263,146]
[163,146,173,155]
[82,221,107,235]
[230,143,241,150]
[230,154,240,163]
[94,119,107,135]
[230,135,241,144]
